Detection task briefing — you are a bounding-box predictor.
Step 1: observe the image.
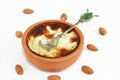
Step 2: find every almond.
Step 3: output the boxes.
[47,75,61,80]
[15,64,24,75]
[60,13,67,21]
[23,8,34,14]
[81,65,94,74]
[87,44,98,51]
[15,31,23,38]
[99,27,107,35]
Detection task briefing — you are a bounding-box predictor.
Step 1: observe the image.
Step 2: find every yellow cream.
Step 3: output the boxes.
[28,25,79,58]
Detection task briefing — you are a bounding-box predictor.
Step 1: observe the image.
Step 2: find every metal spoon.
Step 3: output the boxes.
[39,9,99,49]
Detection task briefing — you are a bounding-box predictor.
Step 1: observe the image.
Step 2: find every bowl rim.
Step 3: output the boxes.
[22,20,84,62]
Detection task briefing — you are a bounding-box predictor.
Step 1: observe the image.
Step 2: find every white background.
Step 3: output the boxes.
[0,0,120,80]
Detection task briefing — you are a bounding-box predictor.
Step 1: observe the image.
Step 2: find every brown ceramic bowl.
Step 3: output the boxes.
[22,20,84,72]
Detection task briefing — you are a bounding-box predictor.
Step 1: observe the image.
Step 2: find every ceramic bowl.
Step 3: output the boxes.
[22,20,84,72]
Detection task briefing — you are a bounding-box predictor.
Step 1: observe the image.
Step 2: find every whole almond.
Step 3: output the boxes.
[15,31,23,38]
[15,64,24,75]
[23,8,34,14]
[47,75,61,80]
[87,44,98,51]
[60,13,67,21]
[81,65,94,74]
[99,27,107,35]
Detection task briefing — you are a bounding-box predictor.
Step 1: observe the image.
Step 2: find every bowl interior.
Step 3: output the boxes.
[24,20,84,59]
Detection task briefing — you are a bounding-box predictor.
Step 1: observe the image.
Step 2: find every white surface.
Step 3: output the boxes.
[0,0,120,80]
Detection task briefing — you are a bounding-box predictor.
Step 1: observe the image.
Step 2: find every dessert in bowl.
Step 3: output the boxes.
[22,20,84,72]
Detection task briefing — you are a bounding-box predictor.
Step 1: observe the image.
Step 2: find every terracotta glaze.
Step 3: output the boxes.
[22,20,84,72]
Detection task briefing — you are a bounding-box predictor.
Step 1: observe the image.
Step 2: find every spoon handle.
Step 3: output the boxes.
[60,9,99,37]
[60,19,81,37]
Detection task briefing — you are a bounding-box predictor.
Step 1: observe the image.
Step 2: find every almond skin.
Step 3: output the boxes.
[87,44,98,51]
[15,64,24,75]
[16,31,23,38]
[23,8,34,14]
[99,27,107,35]
[60,13,67,21]
[47,75,61,80]
[81,65,94,74]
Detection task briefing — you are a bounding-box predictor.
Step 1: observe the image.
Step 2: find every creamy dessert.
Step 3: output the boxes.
[27,22,80,58]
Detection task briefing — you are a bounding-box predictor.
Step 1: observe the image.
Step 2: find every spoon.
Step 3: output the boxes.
[39,9,99,49]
